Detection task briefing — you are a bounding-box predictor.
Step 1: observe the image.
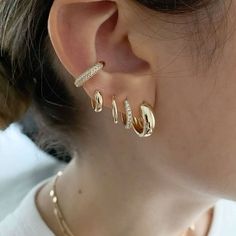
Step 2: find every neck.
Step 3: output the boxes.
[37,152,216,236]
[37,109,218,236]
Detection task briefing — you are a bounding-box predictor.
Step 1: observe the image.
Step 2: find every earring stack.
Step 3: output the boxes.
[74,61,156,138]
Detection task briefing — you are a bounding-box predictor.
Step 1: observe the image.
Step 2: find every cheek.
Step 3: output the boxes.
[154,54,236,200]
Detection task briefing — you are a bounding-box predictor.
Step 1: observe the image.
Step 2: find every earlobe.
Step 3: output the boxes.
[48,0,157,137]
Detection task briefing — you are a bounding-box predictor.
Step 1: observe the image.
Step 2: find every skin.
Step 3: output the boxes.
[37,0,236,235]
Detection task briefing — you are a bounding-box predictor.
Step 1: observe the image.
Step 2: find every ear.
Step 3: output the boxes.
[48,0,156,116]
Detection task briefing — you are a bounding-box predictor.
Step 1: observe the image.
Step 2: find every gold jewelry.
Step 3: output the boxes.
[49,171,74,236]
[74,61,105,87]
[112,96,119,124]
[132,102,156,138]
[121,98,133,129]
[91,90,103,112]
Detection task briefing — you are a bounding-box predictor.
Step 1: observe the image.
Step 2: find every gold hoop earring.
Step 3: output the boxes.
[112,96,119,124]
[132,103,156,138]
[121,99,133,129]
[74,61,105,87]
[91,91,103,112]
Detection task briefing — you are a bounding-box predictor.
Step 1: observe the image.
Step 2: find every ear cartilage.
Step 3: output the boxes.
[74,61,105,87]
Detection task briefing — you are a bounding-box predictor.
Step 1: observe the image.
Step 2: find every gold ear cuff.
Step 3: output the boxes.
[74,61,156,137]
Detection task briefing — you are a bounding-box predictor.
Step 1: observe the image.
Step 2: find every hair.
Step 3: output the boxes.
[135,0,212,13]
[0,0,229,148]
[0,0,78,128]
[0,0,81,159]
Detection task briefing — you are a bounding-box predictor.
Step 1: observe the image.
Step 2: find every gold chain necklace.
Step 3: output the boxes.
[50,171,196,236]
[50,171,74,236]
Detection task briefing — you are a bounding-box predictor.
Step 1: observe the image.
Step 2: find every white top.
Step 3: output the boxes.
[0,124,236,236]
[0,123,65,221]
[0,179,54,236]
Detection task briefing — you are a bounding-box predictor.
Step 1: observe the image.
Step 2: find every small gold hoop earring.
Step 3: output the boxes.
[91,91,103,112]
[121,98,133,129]
[74,61,105,87]
[112,96,119,124]
[132,103,156,138]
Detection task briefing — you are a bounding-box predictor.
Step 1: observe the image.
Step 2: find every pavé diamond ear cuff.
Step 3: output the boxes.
[74,61,105,87]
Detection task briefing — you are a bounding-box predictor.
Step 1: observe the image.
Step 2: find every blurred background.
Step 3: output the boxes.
[0,110,69,220]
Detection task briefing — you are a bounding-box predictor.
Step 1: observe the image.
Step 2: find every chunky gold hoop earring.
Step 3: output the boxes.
[112,96,119,124]
[132,103,156,138]
[74,61,105,87]
[91,91,103,112]
[121,99,133,129]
